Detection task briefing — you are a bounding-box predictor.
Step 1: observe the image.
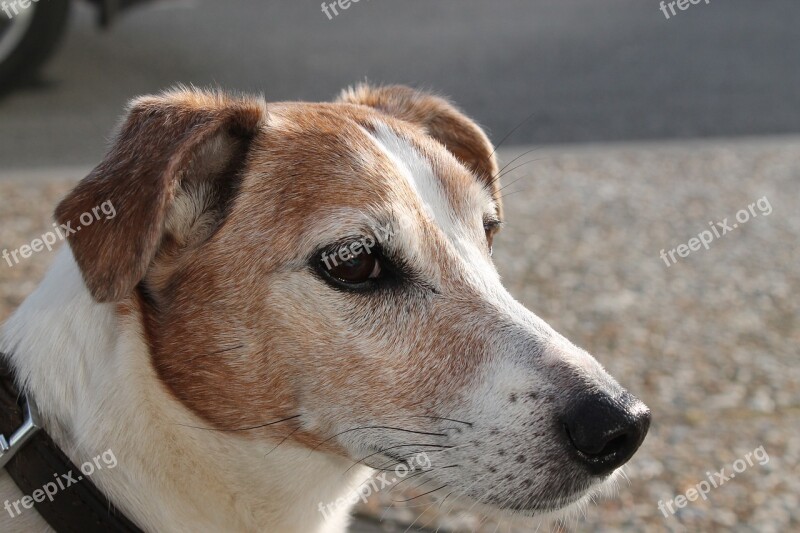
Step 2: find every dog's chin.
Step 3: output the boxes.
[440,470,623,526]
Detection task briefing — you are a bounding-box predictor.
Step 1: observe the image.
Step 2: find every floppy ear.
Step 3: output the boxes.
[55,87,266,303]
[338,84,500,206]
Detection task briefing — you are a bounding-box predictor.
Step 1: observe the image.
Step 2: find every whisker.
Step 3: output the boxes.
[437,490,456,510]
[410,415,473,427]
[370,442,466,473]
[496,188,531,201]
[345,443,452,473]
[487,146,541,189]
[458,470,494,514]
[496,158,542,181]
[488,110,538,160]
[264,425,303,458]
[179,414,301,433]
[495,174,530,195]
[401,494,447,532]
[375,442,472,471]
[394,484,448,504]
[373,451,431,471]
[389,469,429,493]
[310,425,450,454]
[391,464,462,498]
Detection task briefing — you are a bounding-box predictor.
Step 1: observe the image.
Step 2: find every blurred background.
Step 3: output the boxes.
[0,1,798,531]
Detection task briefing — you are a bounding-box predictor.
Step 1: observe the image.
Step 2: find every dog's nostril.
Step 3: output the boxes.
[598,433,630,457]
[562,392,650,476]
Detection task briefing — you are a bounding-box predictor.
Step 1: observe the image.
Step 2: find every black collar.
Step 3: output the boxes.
[0,353,143,532]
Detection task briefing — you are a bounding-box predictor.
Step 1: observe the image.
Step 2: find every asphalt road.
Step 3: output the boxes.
[1,0,799,168]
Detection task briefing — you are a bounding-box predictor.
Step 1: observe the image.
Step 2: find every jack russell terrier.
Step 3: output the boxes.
[0,84,650,532]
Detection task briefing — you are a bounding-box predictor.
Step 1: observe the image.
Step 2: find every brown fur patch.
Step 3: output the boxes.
[55,88,266,302]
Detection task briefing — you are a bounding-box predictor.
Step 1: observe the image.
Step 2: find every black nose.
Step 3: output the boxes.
[562,392,650,475]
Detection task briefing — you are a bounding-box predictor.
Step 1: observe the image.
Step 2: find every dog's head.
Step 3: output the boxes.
[56,85,649,515]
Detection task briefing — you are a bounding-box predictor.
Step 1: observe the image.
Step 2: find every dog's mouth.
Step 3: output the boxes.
[490,479,599,514]
[518,494,589,513]
[461,474,599,515]
[387,468,609,522]
[364,442,614,518]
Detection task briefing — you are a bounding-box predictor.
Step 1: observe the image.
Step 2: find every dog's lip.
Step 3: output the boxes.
[507,494,585,513]
[466,484,594,517]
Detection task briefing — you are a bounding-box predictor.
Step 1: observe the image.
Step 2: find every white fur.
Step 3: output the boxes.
[368,123,461,238]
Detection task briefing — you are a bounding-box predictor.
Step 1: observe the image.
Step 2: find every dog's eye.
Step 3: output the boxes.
[484,219,502,256]
[319,245,382,288]
[330,253,381,283]
[485,228,495,256]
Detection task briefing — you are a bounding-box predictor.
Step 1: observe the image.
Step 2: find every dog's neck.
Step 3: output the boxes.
[0,249,369,533]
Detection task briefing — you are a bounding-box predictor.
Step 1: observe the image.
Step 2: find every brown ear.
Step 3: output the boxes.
[338,84,500,206]
[55,87,266,303]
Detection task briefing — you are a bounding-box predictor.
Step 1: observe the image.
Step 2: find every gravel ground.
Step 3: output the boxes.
[1,138,798,532]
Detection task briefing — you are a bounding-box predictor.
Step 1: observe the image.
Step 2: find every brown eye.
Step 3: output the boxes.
[320,245,382,286]
[485,230,495,256]
[484,220,501,256]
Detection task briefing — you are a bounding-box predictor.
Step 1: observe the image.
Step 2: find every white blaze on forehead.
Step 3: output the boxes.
[364,122,509,298]
[366,123,459,236]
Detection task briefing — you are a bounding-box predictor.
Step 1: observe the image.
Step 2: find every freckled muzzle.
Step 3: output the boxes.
[561,391,651,476]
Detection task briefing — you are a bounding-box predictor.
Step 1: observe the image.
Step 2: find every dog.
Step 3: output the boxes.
[0,84,650,532]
